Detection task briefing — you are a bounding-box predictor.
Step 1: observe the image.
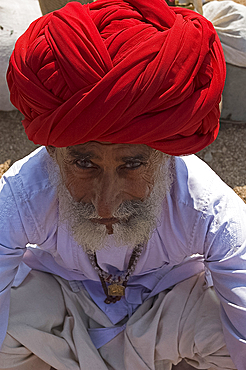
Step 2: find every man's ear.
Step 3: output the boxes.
[46,146,56,157]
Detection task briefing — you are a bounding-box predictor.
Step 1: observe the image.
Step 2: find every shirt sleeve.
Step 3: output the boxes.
[201,185,246,370]
[0,174,28,349]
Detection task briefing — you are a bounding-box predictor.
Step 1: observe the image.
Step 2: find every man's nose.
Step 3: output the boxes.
[92,172,122,218]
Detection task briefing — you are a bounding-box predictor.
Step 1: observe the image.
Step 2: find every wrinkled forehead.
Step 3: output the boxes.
[58,141,162,162]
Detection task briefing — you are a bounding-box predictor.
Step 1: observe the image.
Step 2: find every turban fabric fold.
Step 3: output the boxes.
[7,0,226,155]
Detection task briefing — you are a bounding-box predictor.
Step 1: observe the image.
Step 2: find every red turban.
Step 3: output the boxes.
[7,0,226,155]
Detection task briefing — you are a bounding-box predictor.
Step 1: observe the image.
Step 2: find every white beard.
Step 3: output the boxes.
[47,152,173,252]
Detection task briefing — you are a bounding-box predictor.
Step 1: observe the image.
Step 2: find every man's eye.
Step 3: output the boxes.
[124,160,144,169]
[75,159,94,169]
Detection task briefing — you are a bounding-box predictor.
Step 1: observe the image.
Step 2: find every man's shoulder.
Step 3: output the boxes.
[174,154,219,189]
[0,147,58,241]
[161,155,246,257]
[1,146,57,218]
[2,147,52,196]
[171,155,236,213]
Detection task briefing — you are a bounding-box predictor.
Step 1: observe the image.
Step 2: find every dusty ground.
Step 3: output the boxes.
[0,110,246,202]
[0,110,38,170]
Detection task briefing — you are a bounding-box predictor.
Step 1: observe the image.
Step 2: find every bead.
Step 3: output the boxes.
[87,243,144,303]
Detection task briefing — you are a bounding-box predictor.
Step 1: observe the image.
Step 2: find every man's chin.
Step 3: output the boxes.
[72,220,140,252]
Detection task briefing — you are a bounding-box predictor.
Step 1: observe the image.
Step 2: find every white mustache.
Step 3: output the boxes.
[68,199,148,222]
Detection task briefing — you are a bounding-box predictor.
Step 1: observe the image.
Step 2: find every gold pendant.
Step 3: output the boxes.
[108,283,125,297]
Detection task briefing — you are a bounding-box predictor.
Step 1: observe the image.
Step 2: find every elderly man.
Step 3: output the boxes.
[0,0,245,369]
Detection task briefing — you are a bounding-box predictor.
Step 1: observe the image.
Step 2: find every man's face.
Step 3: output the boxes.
[48,142,171,251]
[55,142,158,230]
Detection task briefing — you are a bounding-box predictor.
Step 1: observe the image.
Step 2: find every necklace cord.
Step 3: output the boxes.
[91,245,143,304]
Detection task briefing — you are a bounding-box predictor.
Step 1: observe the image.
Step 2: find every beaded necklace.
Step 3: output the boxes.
[87,244,144,304]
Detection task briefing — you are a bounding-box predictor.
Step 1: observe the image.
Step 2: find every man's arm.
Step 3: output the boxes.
[0,174,28,348]
[203,190,246,369]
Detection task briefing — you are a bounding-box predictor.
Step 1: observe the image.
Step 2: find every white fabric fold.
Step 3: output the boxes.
[203,1,246,67]
[0,270,236,370]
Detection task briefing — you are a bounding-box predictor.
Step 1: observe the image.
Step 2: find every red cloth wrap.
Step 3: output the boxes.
[7,0,226,155]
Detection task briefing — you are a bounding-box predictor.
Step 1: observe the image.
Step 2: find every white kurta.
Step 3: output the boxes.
[0,147,246,368]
